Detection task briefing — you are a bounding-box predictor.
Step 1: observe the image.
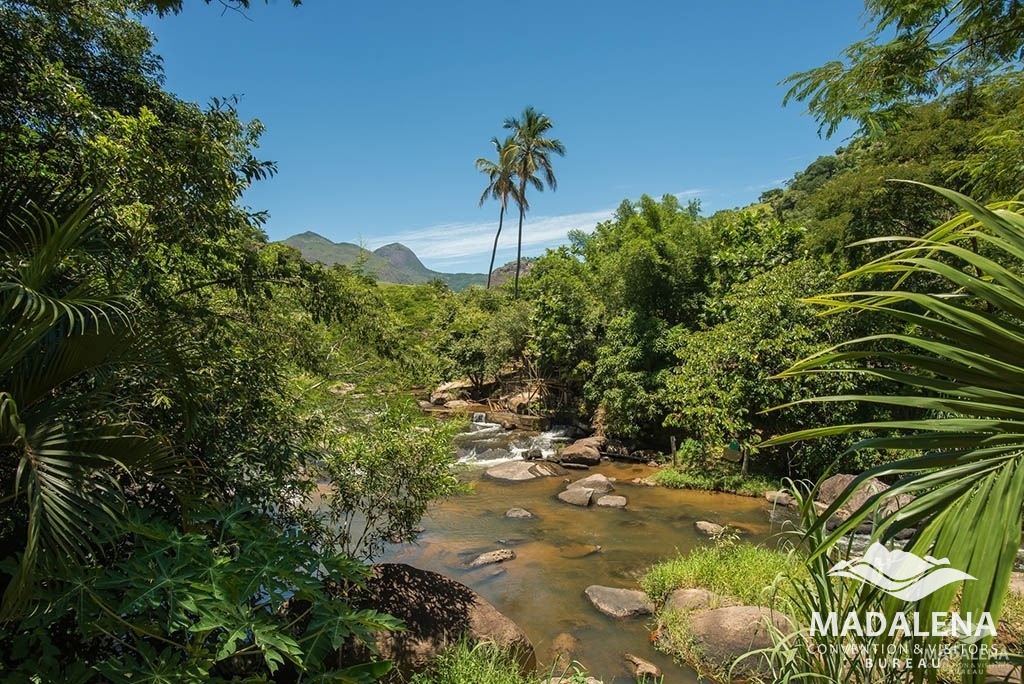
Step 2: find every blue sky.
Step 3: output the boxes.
[145,1,866,272]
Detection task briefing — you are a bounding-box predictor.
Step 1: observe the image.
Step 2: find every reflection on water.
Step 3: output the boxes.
[382,425,787,683]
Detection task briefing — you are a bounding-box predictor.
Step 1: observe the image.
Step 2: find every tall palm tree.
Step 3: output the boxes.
[476,136,522,289]
[504,106,565,298]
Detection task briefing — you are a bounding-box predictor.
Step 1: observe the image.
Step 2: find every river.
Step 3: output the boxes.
[379,420,788,683]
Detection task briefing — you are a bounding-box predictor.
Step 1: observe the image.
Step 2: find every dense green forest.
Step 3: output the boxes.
[2,0,1024,682]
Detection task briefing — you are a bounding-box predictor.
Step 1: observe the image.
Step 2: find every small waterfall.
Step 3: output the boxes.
[453,423,573,468]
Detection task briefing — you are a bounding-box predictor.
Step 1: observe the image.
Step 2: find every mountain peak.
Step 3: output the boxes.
[281,233,486,291]
[373,242,425,271]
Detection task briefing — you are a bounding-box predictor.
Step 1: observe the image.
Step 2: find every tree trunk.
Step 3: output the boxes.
[514,180,526,299]
[486,204,504,289]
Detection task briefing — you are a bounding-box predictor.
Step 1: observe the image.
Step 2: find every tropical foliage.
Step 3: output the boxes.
[784,0,1024,137]
[765,187,1024,681]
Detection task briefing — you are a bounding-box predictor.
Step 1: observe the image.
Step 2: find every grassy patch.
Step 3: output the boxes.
[641,541,800,609]
[651,467,780,497]
[406,639,599,684]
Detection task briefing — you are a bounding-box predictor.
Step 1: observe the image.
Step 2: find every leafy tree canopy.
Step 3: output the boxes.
[784,0,1024,136]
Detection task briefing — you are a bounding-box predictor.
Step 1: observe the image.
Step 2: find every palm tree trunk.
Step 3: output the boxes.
[514,204,524,299]
[514,178,527,299]
[486,204,504,289]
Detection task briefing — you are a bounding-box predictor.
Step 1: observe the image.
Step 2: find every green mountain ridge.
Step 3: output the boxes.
[282,231,486,291]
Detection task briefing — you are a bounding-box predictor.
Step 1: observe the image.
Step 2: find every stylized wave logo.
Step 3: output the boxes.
[828,543,975,601]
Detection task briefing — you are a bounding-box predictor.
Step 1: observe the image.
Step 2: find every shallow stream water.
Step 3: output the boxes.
[379,421,791,683]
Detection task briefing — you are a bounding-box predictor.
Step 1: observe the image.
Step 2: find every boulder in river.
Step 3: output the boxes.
[485,460,567,482]
[584,585,655,618]
[694,520,724,537]
[596,495,627,508]
[344,563,535,676]
[567,473,615,494]
[504,507,534,519]
[469,549,516,567]
[558,487,594,507]
[685,606,792,680]
[558,436,605,466]
[764,490,794,507]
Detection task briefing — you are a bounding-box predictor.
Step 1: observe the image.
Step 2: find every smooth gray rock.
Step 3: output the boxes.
[584,585,655,618]
[764,490,794,507]
[485,460,568,482]
[558,487,594,507]
[596,495,627,508]
[558,436,605,466]
[567,473,615,494]
[504,507,534,519]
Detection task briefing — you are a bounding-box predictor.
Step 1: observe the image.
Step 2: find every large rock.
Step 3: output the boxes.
[687,606,792,679]
[665,588,718,612]
[764,490,794,507]
[559,436,606,466]
[485,460,568,482]
[469,549,515,567]
[567,473,615,494]
[345,563,535,675]
[584,585,655,618]
[558,487,594,507]
[817,473,912,518]
[694,520,724,537]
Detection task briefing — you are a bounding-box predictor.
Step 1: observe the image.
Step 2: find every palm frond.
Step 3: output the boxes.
[765,184,1024,683]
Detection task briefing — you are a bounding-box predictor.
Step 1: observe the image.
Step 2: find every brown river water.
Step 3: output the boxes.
[378,423,789,683]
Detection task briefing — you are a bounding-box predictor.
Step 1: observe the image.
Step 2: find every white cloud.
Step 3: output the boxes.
[367,208,614,269]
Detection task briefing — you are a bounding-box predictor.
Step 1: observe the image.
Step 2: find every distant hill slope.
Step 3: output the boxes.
[282,231,486,291]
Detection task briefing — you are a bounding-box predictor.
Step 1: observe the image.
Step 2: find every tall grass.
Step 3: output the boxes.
[406,639,598,684]
[641,539,800,608]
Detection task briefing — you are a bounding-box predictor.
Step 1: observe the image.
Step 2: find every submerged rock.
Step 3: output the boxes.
[504,507,534,519]
[624,652,662,681]
[469,549,516,567]
[694,520,724,537]
[485,460,567,482]
[584,585,655,618]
